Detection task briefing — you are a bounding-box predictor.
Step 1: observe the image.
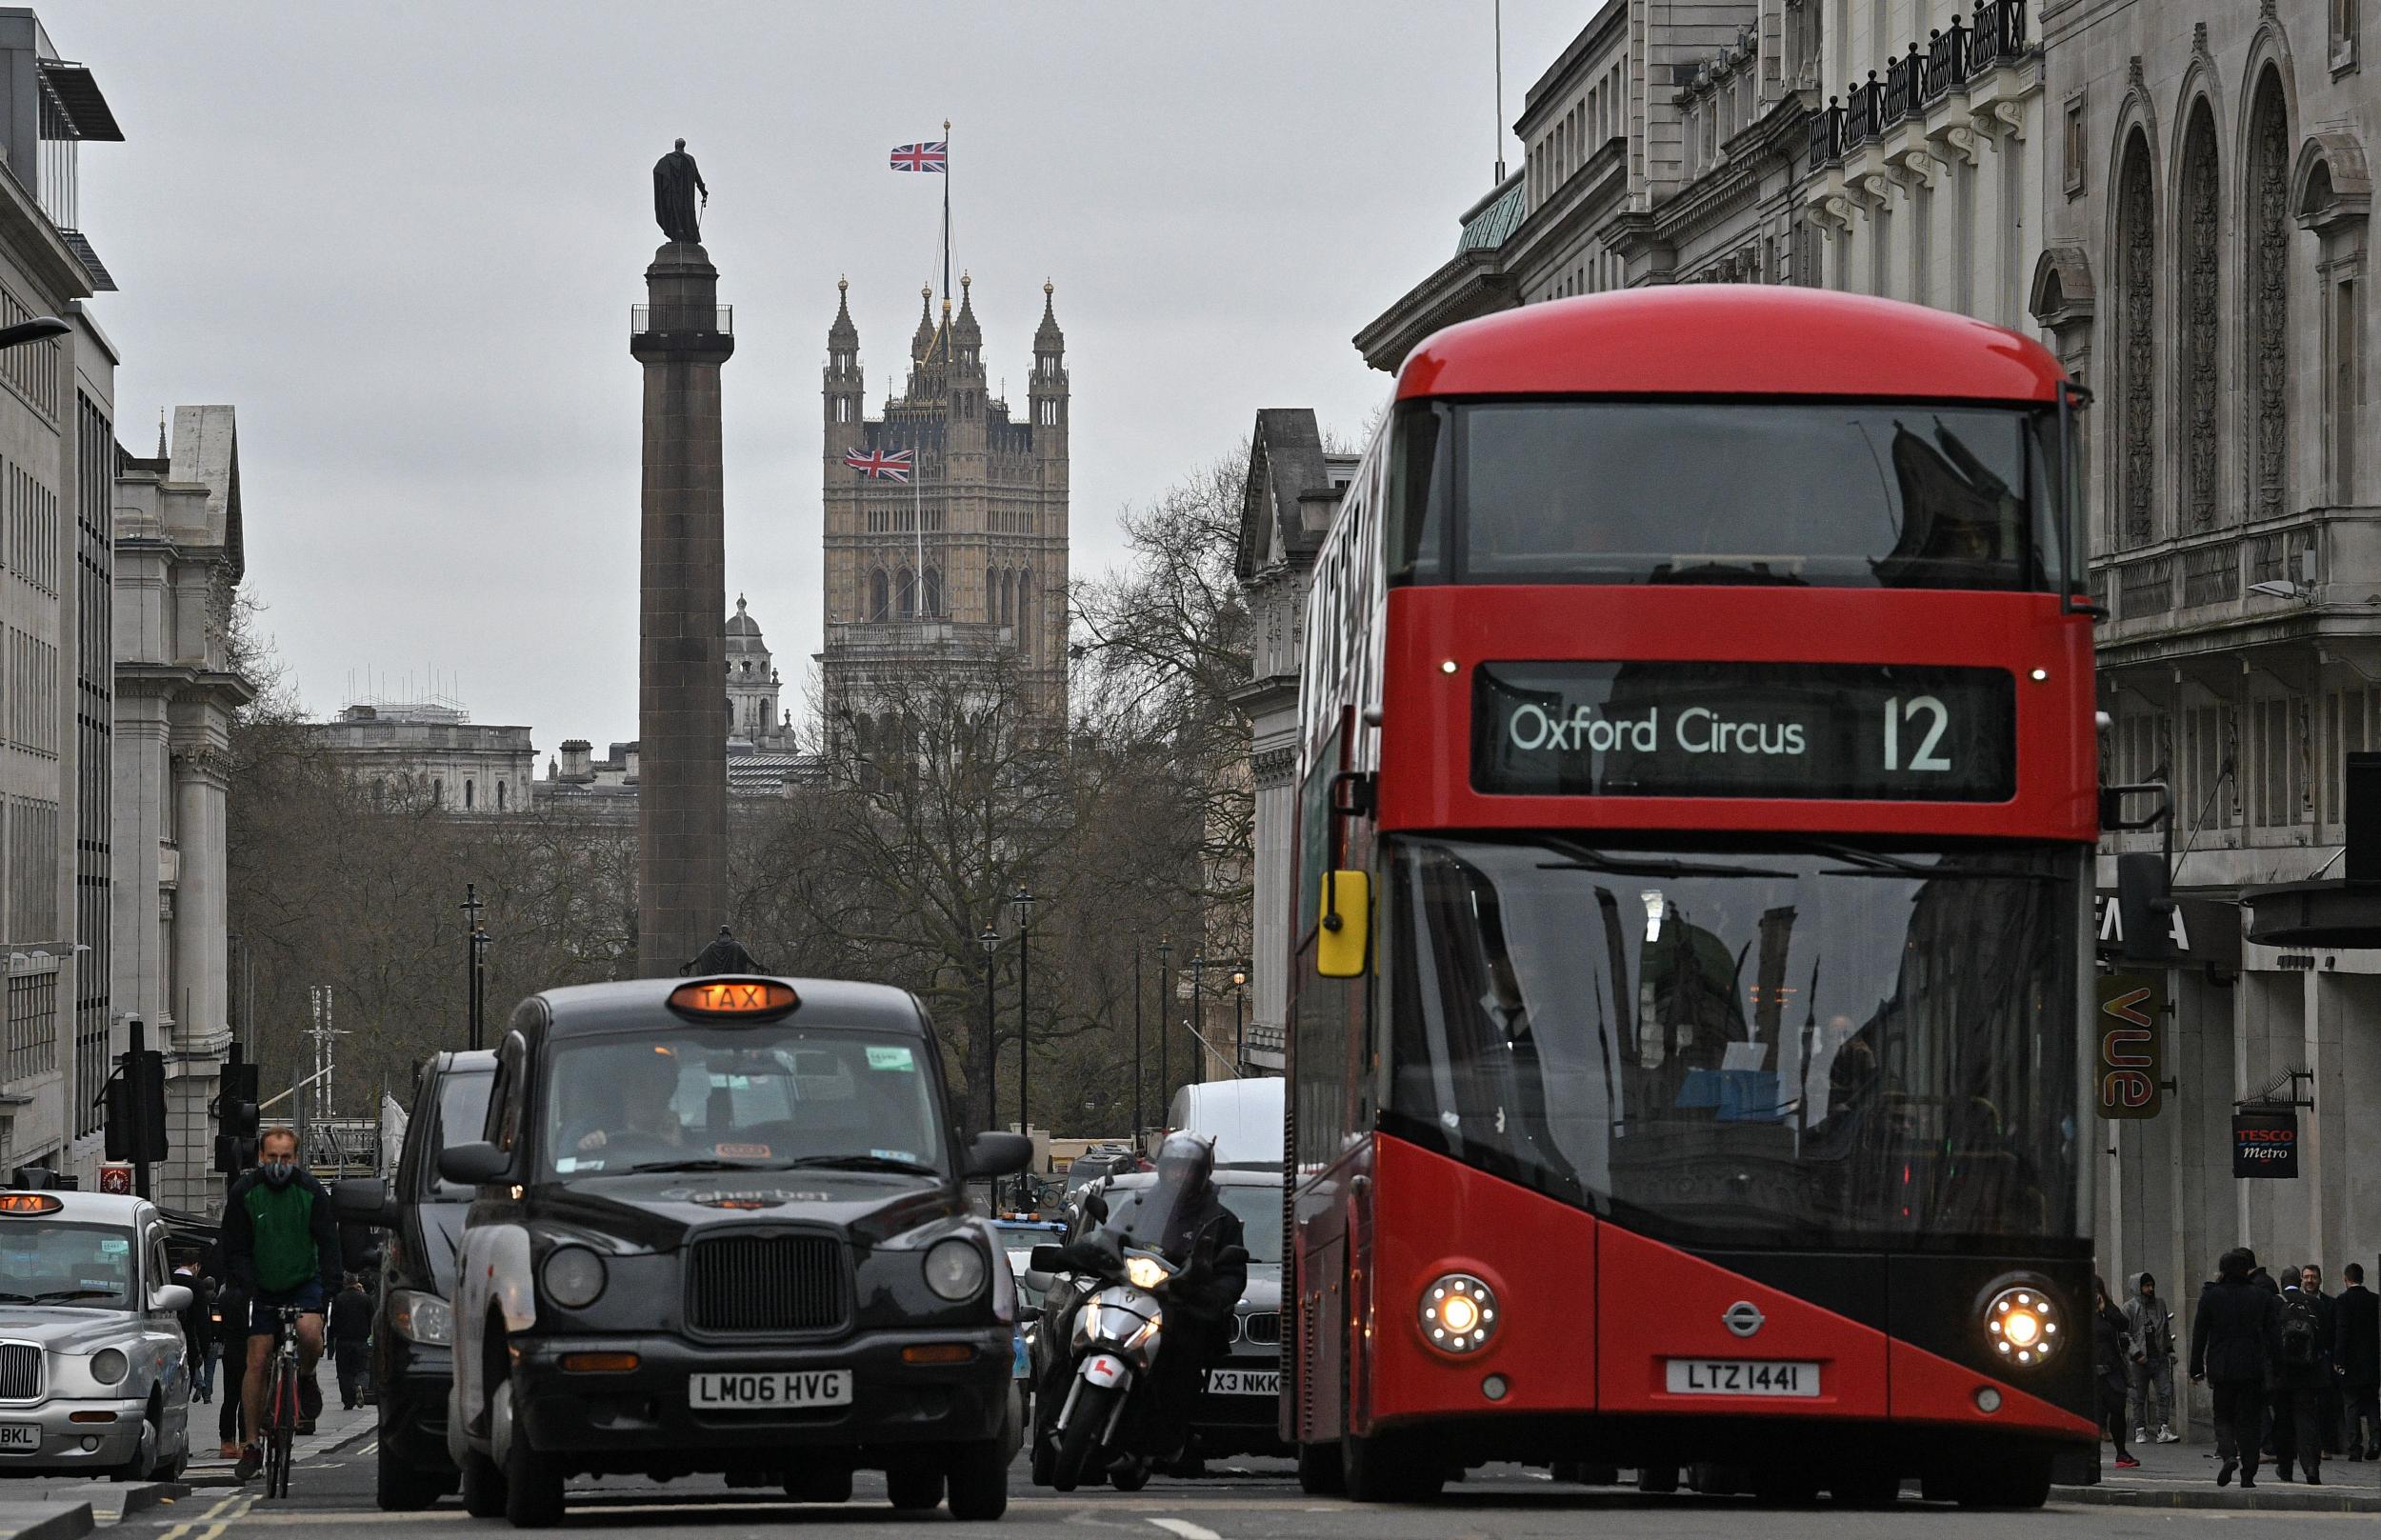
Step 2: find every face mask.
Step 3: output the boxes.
[261,1159,296,1188]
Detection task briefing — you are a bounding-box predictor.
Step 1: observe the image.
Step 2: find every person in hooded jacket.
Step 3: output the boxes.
[2095,1275,2140,1468]
[2125,1271,2179,1443]
[2192,1247,2282,1488]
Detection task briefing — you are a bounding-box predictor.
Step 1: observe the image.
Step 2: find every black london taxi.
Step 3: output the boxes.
[332,1049,497,1510]
[438,976,1031,1528]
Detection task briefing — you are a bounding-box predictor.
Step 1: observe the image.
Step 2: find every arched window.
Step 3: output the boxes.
[924,567,944,618]
[992,569,1009,626]
[465,779,475,810]
[433,777,445,806]
[1016,568,1032,638]
[370,779,386,808]
[2178,100,2220,533]
[496,782,508,810]
[869,569,890,621]
[2115,129,2158,547]
[896,566,916,618]
[2248,70,2291,519]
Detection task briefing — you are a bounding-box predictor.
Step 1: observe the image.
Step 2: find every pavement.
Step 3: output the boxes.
[2056,1432,2381,1512]
[180,1396,376,1490]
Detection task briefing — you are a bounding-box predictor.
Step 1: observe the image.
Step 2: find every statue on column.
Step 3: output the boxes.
[653,138,709,244]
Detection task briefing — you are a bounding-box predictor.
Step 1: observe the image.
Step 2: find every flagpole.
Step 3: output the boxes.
[942,119,952,310]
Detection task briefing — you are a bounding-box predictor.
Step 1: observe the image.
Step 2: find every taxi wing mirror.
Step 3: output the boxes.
[1082,1190,1109,1222]
[963,1130,1032,1178]
[1316,869,1371,979]
[438,1141,510,1187]
[332,1176,396,1227]
[1022,1268,1057,1293]
[1029,1244,1070,1273]
[151,1282,193,1315]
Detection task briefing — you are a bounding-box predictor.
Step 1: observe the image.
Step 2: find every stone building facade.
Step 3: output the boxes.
[0,10,118,1193]
[111,406,250,1212]
[2034,0,2381,1350]
[818,276,1069,731]
[317,700,534,814]
[1231,411,1354,1075]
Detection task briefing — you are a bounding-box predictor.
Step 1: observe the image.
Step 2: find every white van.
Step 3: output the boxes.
[1163,1077,1284,1169]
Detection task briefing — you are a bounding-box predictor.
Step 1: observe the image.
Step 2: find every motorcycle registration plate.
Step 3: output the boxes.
[690,1370,852,1410]
[0,1424,37,1451]
[1663,1359,1821,1397]
[1204,1369,1282,1396]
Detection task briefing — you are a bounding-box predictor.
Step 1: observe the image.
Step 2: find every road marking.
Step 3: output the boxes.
[157,1491,247,1540]
[1148,1520,1225,1540]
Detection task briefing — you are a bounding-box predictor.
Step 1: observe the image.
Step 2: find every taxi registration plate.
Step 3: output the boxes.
[690,1370,852,1410]
[1204,1369,1281,1396]
[1664,1359,1820,1397]
[0,1423,37,1451]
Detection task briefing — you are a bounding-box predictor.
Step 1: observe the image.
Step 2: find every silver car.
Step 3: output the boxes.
[0,1190,194,1481]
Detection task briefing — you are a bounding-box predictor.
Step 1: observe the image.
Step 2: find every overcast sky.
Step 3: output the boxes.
[73,1,1583,752]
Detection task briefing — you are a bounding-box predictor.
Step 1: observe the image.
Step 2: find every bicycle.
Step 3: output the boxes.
[260,1305,305,1500]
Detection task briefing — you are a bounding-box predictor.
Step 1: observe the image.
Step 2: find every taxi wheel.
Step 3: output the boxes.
[460,1448,508,1519]
[945,1439,1010,1522]
[886,1463,944,1512]
[378,1438,449,1511]
[502,1430,566,1529]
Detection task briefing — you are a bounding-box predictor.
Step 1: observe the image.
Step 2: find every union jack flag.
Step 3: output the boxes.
[845,446,914,482]
[889,141,948,172]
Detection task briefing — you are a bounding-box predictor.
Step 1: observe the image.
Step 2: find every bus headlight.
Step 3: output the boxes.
[1984,1287,2060,1366]
[541,1247,607,1310]
[1420,1273,1498,1354]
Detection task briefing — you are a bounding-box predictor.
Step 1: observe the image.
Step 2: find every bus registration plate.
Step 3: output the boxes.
[1664,1359,1819,1397]
[690,1370,852,1410]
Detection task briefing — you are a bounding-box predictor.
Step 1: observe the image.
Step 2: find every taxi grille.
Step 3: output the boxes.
[688,1234,847,1333]
[1240,1310,1282,1347]
[0,1343,38,1400]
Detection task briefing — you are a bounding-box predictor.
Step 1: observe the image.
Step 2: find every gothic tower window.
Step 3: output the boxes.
[2178,101,2220,532]
[2248,70,2291,520]
[870,569,890,622]
[924,567,943,618]
[2115,130,2157,546]
[896,566,916,619]
[1017,568,1032,639]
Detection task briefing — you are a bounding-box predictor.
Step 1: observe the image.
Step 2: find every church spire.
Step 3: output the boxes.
[1034,278,1065,357]
[910,285,935,363]
[827,275,857,350]
[156,409,167,460]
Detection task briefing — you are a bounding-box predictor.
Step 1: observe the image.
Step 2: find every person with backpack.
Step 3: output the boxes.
[2272,1270,2331,1483]
[2126,1271,2179,1444]
[2192,1247,2280,1488]
[2094,1275,2141,1469]
[2336,1262,2379,1460]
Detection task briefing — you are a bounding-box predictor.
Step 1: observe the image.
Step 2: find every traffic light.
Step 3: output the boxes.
[214,1056,260,1175]
[103,1050,168,1166]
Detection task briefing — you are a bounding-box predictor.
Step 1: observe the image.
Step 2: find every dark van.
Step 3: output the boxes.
[334,1050,497,1509]
[439,975,1030,1527]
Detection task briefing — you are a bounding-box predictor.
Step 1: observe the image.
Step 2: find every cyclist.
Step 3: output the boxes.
[221,1125,342,1482]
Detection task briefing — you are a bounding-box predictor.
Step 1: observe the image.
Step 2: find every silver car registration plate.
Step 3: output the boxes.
[0,1423,37,1451]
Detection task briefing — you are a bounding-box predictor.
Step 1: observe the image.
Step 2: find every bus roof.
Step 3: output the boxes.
[1395,287,2067,406]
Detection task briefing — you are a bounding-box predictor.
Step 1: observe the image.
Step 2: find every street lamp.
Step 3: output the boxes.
[1154,938,1172,1130]
[1011,886,1037,1138]
[1131,939,1145,1137]
[0,317,68,351]
[1190,957,1208,1084]
[1231,968,1248,1071]
[978,925,999,1136]
[460,885,485,1051]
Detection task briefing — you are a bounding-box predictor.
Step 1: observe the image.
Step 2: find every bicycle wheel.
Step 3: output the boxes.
[267,1359,298,1499]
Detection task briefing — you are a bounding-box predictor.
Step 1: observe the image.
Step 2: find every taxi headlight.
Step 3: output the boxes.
[390,1289,454,1346]
[1419,1272,1498,1355]
[89,1349,128,1386]
[926,1237,988,1302]
[541,1246,607,1310]
[1984,1286,2061,1367]
[1125,1256,1169,1290]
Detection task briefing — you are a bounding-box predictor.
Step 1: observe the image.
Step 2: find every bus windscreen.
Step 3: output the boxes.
[1391,401,2063,592]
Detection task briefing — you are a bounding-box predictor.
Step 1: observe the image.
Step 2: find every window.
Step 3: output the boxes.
[869,569,889,621]
[2332,274,2361,502]
[2063,93,2088,196]
[432,777,444,806]
[497,782,508,811]
[464,779,474,810]
[2335,0,2360,70]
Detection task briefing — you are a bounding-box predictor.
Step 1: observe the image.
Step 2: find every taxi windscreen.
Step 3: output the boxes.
[541,1027,946,1180]
[0,1221,135,1308]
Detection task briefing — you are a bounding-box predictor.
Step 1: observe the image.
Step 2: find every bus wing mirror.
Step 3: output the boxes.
[1317,869,1371,979]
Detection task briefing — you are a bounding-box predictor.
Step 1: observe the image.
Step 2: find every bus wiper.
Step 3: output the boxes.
[1782,836,2052,881]
[789,1154,942,1176]
[1540,852,1793,880]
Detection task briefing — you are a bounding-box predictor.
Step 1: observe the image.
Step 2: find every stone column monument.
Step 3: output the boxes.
[631,141,732,975]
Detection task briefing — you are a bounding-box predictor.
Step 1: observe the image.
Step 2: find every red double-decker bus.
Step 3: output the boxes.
[1284,288,2097,1508]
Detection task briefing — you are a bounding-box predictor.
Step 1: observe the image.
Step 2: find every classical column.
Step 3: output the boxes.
[630,243,734,975]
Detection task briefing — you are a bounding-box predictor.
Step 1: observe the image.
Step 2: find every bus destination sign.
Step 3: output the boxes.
[1473,661,2017,802]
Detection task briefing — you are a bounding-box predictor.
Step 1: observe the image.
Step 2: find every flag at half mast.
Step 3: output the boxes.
[844,447,913,482]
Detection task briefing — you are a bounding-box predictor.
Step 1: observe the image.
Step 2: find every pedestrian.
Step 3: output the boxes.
[2301,1265,2343,1456]
[213,1278,250,1459]
[2125,1271,2180,1444]
[329,1272,372,1410]
[2336,1262,2379,1461]
[2095,1274,2140,1469]
[2191,1246,2279,1489]
[2271,1270,2330,1484]
[173,1262,214,1402]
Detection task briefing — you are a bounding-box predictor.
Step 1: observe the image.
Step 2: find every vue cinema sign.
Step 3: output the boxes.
[2232,1112,2300,1179]
[2094,973,2163,1118]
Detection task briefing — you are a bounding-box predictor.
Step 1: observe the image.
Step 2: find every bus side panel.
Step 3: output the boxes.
[1888,1338,2098,1440]
[1291,1155,1354,1445]
[1596,1225,1891,1420]
[1361,1135,1595,1431]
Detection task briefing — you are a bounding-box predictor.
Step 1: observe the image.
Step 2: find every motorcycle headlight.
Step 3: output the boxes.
[1125,1256,1168,1290]
[1419,1272,1498,1355]
[390,1289,454,1346]
[926,1237,989,1302]
[541,1246,607,1310]
[1984,1286,2061,1366]
[89,1349,128,1386]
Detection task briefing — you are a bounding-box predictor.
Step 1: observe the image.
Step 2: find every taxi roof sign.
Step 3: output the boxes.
[667,977,799,1021]
[0,1191,65,1214]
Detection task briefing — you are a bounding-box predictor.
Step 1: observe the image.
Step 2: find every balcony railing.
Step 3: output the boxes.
[630,304,733,335]
[1845,73,1883,146]
[1807,97,1847,166]
[1846,2,2032,143]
